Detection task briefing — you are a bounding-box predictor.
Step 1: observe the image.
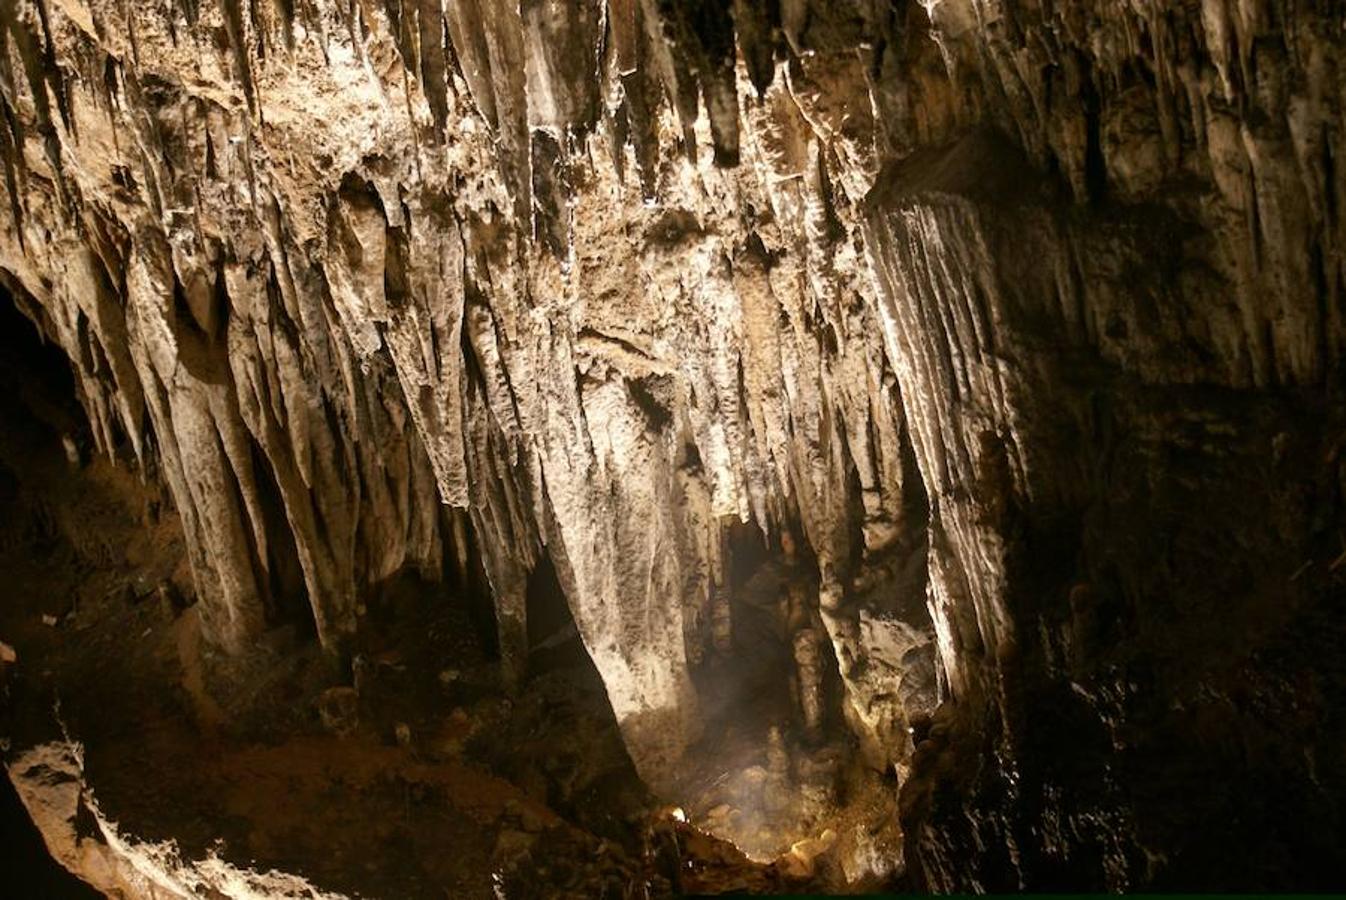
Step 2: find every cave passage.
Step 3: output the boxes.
[525,553,589,675]
[676,520,857,864]
[0,289,107,891]
[0,285,85,464]
[4,0,1346,894]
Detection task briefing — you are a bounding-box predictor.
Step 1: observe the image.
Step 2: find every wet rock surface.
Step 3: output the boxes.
[0,0,1343,894]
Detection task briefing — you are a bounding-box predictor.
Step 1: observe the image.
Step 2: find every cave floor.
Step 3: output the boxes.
[0,522,809,896]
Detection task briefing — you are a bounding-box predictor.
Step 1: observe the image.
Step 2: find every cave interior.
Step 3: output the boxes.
[1,0,1346,897]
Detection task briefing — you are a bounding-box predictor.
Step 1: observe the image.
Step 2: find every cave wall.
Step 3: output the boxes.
[0,0,928,786]
[857,1,1346,889]
[1,0,1343,888]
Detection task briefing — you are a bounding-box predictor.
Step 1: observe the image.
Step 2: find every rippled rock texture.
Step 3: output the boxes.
[1,0,1344,893]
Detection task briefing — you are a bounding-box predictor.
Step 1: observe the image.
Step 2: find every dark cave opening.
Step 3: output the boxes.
[709,520,814,734]
[676,518,858,862]
[525,552,589,676]
[708,518,847,745]
[724,517,773,586]
[0,282,85,460]
[442,509,502,661]
[0,283,94,569]
[244,433,316,637]
[0,284,107,895]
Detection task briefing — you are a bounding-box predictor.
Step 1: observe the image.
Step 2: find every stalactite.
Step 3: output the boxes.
[220,0,258,116]
[0,0,1344,891]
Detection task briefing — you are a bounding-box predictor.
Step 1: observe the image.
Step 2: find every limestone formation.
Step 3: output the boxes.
[1,0,1344,893]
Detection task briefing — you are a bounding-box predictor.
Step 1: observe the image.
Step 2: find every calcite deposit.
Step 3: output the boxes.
[1,0,1344,894]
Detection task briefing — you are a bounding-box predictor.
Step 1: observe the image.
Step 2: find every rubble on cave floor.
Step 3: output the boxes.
[0,548,818,897]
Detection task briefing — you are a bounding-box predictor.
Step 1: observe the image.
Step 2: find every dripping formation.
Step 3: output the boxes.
[0,0,1344,895]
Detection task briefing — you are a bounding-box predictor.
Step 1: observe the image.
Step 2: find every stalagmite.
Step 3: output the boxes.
[791,627,823,742]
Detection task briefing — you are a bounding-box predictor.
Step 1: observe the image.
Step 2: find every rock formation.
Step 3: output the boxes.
[0,0,1344,893]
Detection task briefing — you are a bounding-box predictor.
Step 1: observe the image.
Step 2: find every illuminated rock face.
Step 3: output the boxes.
[1,0,1344,891]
